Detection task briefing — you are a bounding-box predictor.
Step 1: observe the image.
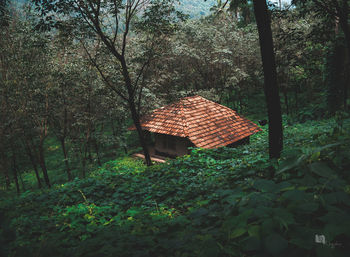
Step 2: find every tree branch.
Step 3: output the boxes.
[80,40,129,103]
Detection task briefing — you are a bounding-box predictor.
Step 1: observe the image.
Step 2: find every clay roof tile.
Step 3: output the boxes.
[129,95,261,148]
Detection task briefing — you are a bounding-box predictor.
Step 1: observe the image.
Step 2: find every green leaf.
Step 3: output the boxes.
[276,181,294,192]
[253,179,278,193]
[230,227,246,238]
[273,208,295,229]
[310,151,320,161]
[282,189,307,201]
[289,226,316,250]
[247,225,260,237]
[243,236,261,251]
[309,162,336,178]
[264,233,288,255]
[190,208,209,218]
[298,202,319,213]
[277,155,307,174]
[201,239,220,257]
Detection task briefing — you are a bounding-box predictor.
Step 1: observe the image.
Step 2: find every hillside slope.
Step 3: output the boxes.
[1,118,350,257]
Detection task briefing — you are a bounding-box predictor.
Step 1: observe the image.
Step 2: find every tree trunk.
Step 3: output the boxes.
[87,140,93,164]
[338,0,350,64]
[253,0,283,159]
[345,66,349,110]
[60,138,72,181]
[93,139,102,166]
[129,99,152,166]
[82,143,87,178]
[38,139,51,188]
[0,149,10,189]
[337,1,350,109]
[120,56,152,166]
[283,88,290,115]
[294,85,299,113]
[61,103,72,181]
[12,151,20,194]
[24,139,42,189]
[18,168,25,192]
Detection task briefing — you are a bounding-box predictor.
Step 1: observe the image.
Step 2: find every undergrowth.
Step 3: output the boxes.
[1,117,350,257]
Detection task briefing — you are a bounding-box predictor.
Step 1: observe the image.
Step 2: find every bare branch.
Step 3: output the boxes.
[222,0,230,9]
[72,0,98,33]
[122,1,131,56]
[80,40,129,103]
[112,0,120,44]
[135,57,151,89]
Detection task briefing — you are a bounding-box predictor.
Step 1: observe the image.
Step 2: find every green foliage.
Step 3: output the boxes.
[1,118,349,257]
[1,1,350,256]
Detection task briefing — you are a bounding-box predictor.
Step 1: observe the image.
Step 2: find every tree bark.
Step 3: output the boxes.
[253,0,283,159]
[11,151,20,194]
[345,66,349,110]
[87,141,93,164]
[337,0,350,63]
[0,149,10,189]
[120,56,152,166]
[337,1,350,109]
[77,3,152,166]
[18,168,25,192]
[129,98,152,166]
[82,143,87,178]
[93,139,102,166]
[294,85,299,113]
[60,138,72,181]
[24,139,42,188]
[38,139,51,188]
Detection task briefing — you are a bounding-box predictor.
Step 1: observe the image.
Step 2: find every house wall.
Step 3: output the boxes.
[154,133,190,157]
[227,136,250,148]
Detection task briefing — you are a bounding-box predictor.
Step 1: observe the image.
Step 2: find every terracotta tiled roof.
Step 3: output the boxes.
[131,95,261,149]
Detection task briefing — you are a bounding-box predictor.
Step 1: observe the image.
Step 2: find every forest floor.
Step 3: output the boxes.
[1,117,350,257]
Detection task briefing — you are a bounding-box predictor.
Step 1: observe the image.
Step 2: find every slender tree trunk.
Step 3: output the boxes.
[253,0,283,159]
[120,57,152,166]
[11,151,20,194]
[60,138,72,181]
[18,169,25,192]
[24,139,42,188]
[85,24,152,166]
[123,146,128,155]
[38,139,51,188]
[338,1,350,64]
[294,85,299,113]
[344,66,349,110]
[82,143,87,178]
[283,88,289,115]
[110,121,120,156]
[239,91,244,112]
[0,149,10,189]
[82,157,86,178]
[129,99,152,166]
[337,1,350,110]
[111,120,116,137]
[61,104,72,181]
[93,139,102,166]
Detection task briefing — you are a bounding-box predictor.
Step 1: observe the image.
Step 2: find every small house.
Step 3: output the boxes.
[130,95,261,161]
